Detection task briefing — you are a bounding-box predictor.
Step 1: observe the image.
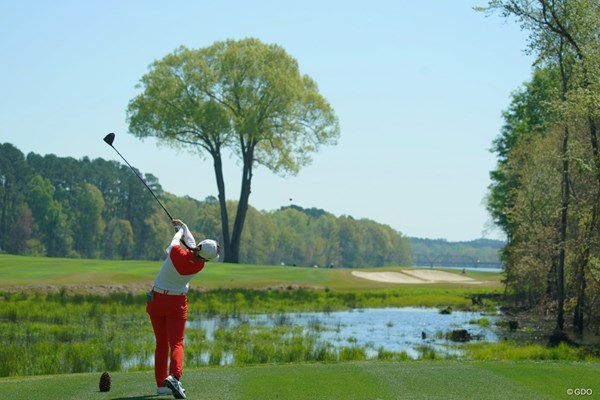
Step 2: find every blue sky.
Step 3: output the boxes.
[0,1,534,241]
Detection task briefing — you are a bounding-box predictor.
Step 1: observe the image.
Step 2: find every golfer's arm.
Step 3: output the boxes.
[170,228,184,247]
[179,223,196,248]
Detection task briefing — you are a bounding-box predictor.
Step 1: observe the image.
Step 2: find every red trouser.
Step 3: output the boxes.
[146,291,188,387]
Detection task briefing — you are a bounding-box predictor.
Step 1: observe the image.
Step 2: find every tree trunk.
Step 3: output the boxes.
[556,125,569,331]
[226,148,254,263]
[211,151,231,260]
[556,42,569,332]
[220,137,255,264]
[573,249,588,335]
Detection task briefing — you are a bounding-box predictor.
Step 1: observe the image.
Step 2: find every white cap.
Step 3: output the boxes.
[198,239,220,261]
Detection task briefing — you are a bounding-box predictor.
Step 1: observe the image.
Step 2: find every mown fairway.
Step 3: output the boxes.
[1,361,598,400]
[0,254,502,291]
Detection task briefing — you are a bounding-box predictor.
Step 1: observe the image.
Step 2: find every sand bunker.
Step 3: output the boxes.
[351,271,427,284]
[351,269,481,284]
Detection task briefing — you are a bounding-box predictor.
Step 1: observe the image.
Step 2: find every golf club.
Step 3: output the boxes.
[103,132,174,220]
[103,133,191,249]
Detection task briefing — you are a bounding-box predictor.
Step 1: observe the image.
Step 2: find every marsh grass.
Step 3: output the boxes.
[0,290,154,377]
[470,317,491,327]
[185,287,500,315]
[3,286,595,378]
[2,289,425,377]
[203,323,346,365]
[416,345,441,360]
[377,346,410,360]
[466,340,598,361]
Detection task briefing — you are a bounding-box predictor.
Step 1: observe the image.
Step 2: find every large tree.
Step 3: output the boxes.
[127,38,340,263]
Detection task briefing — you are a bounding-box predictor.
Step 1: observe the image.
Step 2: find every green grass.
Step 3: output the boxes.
[1,255,597,398]
[467,341,599,362]
[0,254,503,291]
[1,360,597,400]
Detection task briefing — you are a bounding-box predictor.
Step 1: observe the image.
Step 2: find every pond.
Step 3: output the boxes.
[188,307,501,361]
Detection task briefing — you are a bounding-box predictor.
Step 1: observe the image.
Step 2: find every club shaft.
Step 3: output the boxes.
[110,145,173,220]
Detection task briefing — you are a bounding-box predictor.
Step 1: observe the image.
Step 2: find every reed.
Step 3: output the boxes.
[1,287,420,377]
[466,340,598,361]
[4,287,594,378]
[185,287,500,314]
[0,290,153,377]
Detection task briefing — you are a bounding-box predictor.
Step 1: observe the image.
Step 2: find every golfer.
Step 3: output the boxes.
[146,219,220,399]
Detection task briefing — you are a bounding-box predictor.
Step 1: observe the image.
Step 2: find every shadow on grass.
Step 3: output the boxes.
[110,396,157,400]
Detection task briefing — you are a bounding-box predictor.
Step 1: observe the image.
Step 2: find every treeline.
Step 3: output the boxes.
[0,143,412,267]
[485,1,600,334]
[411,238,504,268]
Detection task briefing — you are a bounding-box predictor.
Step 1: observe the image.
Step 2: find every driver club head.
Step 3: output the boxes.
[103,132,115,146]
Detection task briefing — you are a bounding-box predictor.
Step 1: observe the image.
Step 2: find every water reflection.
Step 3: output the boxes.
[189,307,500,360]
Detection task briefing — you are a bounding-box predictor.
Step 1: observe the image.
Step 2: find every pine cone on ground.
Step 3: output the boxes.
[99,371,111,392]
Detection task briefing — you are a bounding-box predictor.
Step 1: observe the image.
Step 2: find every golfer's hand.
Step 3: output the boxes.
[172,219,184,228]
